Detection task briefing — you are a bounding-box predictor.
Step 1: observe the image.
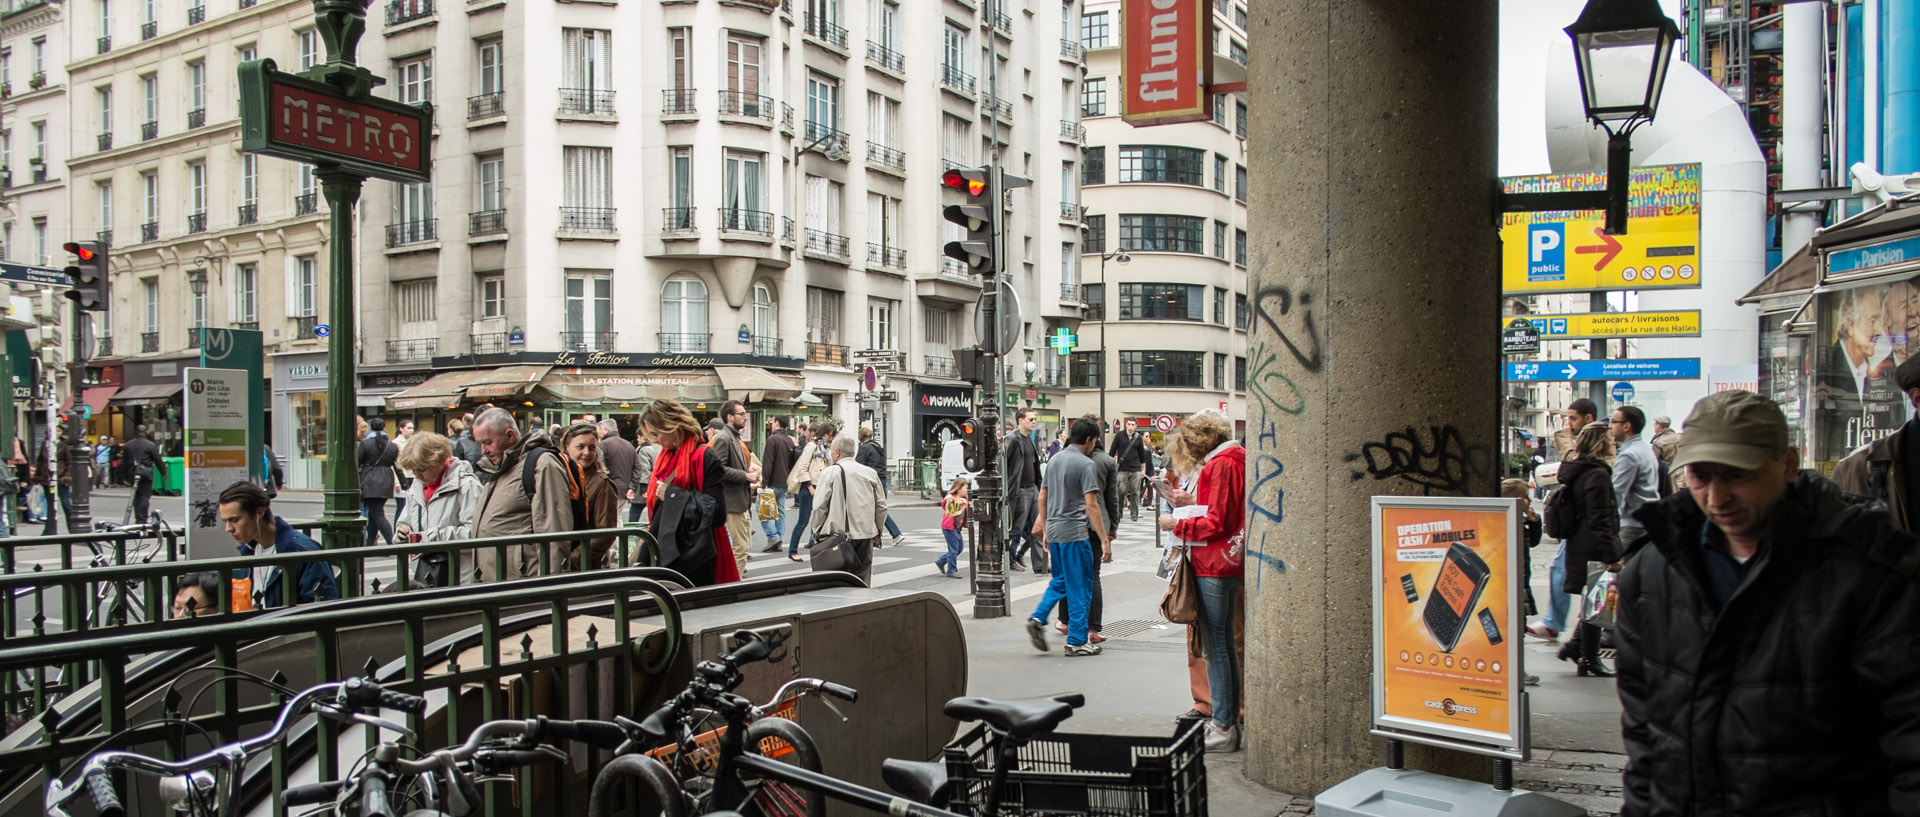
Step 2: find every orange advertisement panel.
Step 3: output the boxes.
[1120,0,1213,125]
[1370,497,1525,759]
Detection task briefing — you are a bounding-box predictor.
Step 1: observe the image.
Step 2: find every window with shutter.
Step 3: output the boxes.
[804,176,827,232]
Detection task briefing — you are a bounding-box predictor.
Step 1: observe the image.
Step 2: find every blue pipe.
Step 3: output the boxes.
[1888,0,1919,175]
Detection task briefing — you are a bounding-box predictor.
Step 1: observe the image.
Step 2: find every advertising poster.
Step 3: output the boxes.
[1812,276,1920,472]
[1499,163,1702,295]
[1371,497,1525,759]
[184,368,251,560]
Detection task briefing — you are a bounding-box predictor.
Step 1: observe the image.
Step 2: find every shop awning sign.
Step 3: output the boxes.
[1827,233,1920,277]
[1504,358,1701,382]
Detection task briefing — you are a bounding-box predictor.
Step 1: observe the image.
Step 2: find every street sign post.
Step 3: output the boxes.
[1500,164,1702,295]
[1496,310,1701,340]
[1501,318,1541,355]
[1504,358,1701,382]
[0,263,72,288]
[975,282,1022,357]
[1612,382,1636,403]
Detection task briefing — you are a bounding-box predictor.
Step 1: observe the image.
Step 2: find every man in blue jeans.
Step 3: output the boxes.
[1022,418,1108,656]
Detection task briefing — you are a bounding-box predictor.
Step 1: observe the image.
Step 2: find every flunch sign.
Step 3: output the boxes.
[1120,0,1213,125]
[238,59,433,183]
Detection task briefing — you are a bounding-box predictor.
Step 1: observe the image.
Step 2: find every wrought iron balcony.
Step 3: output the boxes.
[1059,202,1085,221]
[385,0,433,25]
[94,335,113,358]
[32,165,48,184]
[141,20,157,39]
[804,229,850,261]
[662,207,696,235]
[469,209,506,236]
[867,243,905,270]
[98,36,112,54]
[141,120,158,141]
[941,64,975,95]
[1061,282,1084,301]
[141,221,159,242]
[988,10,1012,32]
[467,92,503,119]
[30,72,45,90]
[718,90,773,120]
[718,208,773,236]
[385,219,437,247]
[558,88,615,115]
[1060,39,1082,60]
[96,230,113,247]
[186,4,204,23]
[865,41,903,72]
[923,356,957,378]
[386,338,438,362]
[295,193,318,215]
[803,121,848,154]
[233,321,259,331]
[559,207,616,233]
[187,329,202,349]
[295,315,320,340]
[661,88,697,116]
[186,213,207,234]
[782,216,795,243]
[238,0,254,8]
[658,333,710,353]
[561,331,616,352]
[865,141,905,172]
[806,342,848,368]
[237,204,258,226]
[985,95,1013,120]
[750,336,781,357]
[780,103,794,132]
[187,108,205,129]
[141,331,159,353]
[470,332,509,354]
[804,13,847,48]
[941,258,972,280]
[1059,120,1085,142]
[97,132,113,151]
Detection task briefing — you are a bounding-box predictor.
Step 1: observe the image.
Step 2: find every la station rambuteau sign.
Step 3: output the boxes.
[238,59,433,183]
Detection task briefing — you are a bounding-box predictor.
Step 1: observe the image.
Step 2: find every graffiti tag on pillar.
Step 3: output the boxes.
[1344,425,1495,496]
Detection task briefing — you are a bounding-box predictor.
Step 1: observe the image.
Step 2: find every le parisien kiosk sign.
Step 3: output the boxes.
[238,59,432,183]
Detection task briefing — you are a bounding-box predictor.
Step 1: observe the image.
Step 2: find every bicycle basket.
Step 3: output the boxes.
[646,697,801,776]
[941,719,1207,817]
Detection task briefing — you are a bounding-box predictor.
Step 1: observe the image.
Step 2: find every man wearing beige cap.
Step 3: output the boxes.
[1834,353,1920,532]
[1616,390,1920,816]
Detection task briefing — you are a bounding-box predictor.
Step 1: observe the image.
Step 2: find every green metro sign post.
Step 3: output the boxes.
[239,0,433,556]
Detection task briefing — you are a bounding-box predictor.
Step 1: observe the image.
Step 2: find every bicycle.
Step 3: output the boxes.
[44,677,428,817]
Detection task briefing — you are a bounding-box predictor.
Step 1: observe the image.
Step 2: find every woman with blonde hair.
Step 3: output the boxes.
[559,422,620,569]
[394,432,482,585]
[1552,421,1621,677]
[641,399,736,585]
[1156,412,1247,752]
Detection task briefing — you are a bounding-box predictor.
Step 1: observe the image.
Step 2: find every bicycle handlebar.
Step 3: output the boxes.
[281,781,344,808]
[83,769,122,817]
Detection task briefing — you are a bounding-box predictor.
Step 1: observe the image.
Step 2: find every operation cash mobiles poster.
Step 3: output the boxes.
[1370,496,1526,759]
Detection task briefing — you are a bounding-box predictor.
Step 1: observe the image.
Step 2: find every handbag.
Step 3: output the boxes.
[808,467,865,575]
[651,447,721,572]
[757,488,779,521]
[1159,546,1201,624]
[1583,570,1619,629]
[412,552,451,588]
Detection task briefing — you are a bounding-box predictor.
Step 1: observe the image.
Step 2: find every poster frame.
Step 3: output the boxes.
[1368,495,1527,761]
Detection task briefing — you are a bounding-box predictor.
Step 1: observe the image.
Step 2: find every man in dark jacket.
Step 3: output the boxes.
[1109,420,1145,521]
[1618,390,1920,816]
[122,426,164,525]
[219,481,338,608]
[1835,353,1920,532]
[758,418,796,552]
[596,419,643,522]
[1003,409,1042,571]
[711,401,760,577]
[856,426,906,547]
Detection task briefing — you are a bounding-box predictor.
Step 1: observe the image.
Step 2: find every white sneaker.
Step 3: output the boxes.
[890,535,906,548]
[1203,722,1239,753]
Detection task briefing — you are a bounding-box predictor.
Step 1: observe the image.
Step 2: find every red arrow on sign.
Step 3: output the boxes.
[1574,227,1623,271]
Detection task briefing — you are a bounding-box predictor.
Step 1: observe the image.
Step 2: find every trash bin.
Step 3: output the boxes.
[157,456,186,496]
[918,459,938,493]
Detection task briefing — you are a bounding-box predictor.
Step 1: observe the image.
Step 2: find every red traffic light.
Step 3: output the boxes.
[63,242,96,261]
[941,168,987,196]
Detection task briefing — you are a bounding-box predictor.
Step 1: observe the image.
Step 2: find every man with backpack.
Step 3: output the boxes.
[471,407,575,579]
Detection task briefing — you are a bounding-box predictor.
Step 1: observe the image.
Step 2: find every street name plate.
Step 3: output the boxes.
[238,59,433,183]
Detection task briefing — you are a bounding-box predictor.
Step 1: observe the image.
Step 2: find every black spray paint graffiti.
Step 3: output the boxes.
[1344,425,1495,496]
[1254,287,1325,374]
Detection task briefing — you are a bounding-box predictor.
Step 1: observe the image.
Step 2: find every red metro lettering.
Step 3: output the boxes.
[271,83,423,173]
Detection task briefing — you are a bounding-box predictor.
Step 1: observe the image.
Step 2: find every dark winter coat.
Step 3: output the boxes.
[356,432,399,499]
[1555,457,1620,591]
[1617,471,1920,816]
[856,441,888,488]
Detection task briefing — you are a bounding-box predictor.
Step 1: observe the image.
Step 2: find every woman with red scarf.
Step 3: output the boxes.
[641,399,739,585]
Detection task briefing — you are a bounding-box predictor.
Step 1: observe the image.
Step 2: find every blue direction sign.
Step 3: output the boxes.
[0,263,70,287]
[1612,381,1636,403]
[1505,359,1701,382]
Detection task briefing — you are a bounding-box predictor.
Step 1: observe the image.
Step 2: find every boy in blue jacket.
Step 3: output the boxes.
[220,481,339,608]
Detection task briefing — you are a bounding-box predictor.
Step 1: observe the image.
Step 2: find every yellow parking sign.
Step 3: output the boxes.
[1498,311,1702,340]
[1500,164,1702,295]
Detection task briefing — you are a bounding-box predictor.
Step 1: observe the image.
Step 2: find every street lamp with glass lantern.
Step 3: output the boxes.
[187,269,209,343]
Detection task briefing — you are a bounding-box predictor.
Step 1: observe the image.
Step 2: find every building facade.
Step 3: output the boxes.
[0,0,73,456]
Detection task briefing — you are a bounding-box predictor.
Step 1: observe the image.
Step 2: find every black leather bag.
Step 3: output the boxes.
[651,466,720,572]
[808,467,866,576]
[411,552,450,588]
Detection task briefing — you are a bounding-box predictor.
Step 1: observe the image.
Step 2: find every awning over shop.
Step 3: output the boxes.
[715,367,805,402]
[536,368,727,405]
[109,383,183,405]
[460,365,553,400]
[1737,243,1817,305]
[384,365,551,411]
[60,386,119,414]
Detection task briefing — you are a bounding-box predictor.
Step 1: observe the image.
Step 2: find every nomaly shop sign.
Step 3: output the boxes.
[1121,0,1213,125]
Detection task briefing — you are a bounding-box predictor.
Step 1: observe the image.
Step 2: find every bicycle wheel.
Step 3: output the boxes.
[591,753,690,817]
[736,718,824,817]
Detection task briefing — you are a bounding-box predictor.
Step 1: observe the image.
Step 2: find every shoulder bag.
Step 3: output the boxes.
[651,447,721,572]
[1159,546,1201,625]
[808,466,865,575]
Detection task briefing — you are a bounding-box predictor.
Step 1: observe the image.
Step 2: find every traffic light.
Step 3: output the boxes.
[62,241,107,311]
[941,167,995,273]
[961,416,987,472]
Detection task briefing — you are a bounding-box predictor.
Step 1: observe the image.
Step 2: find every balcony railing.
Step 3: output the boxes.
[661,88,697,116]
[658,333,710,353]
[782,216,795,243]
[97,35,111,54]
[867,244,906,270]
[559,207,616,233]
[1059,120,1085,141]
[186,4,204,23]
[558,88,615,115]
[988,10,1012,32]
[141,121,158,141]
[467,92,504,119]
[32,165,48,184]
[750,336,781,357]
[1060,282,1084,301]
[941,258,973,280]
[97,132,113,151]
[386,0,433,25]
[561,331,616,352]
[1059,39,1082,60]
[94,335,113,358]
[781,103,795,132]
[469,209,506,236]
[385,218,437,247]
[187,108,205,129]
[295,316,320,340]
[718,90,773,120]
[718,208,773,236]
[140,20,157,39]
[186,212,207,234]
[140,221,159,242]
[924,355,957,378]
[804,13,848,48]
[239,0,254,8]
[866,141,905,172]
[804,229,850,261]
[386,338,438,362]
[806,342,848,368]
[471,332,509,354]
[186,329,202,349]
[96,230,113,247]
[296,193,318,215]
[803,121,848,154]
[141,331,159,353]
[233,320,259,331]
[941,64,976,95]
[1059,202,1084,221]
[237,204,258,226]
[662,207,696,235]
[985,95,1013,119]
[865,41,903,72]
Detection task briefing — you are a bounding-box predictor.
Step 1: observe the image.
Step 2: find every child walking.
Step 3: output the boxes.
[935,478,970,578]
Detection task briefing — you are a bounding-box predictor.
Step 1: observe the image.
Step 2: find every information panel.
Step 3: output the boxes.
[1371,497,1525,759]
[185,367,251,560]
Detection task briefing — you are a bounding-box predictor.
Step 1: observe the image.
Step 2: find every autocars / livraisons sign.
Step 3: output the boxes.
[238,59,433,183]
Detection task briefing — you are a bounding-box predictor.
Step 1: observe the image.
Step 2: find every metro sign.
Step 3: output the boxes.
[238,59,433,183]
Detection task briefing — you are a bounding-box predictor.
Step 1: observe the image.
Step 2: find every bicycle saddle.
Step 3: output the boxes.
[879,759,950,808]
[943,695,1076,742]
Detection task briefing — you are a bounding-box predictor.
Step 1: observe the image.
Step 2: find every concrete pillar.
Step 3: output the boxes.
[1243,0,1501,795]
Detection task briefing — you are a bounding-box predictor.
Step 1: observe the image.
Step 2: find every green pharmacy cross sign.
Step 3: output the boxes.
[1049,327,1077,355]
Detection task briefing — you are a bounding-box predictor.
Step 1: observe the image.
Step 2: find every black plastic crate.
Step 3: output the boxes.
[940,719,1208,817]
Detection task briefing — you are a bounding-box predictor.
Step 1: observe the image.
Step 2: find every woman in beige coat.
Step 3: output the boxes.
[395,432,484,585]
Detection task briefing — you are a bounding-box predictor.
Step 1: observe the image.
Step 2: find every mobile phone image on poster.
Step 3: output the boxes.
[1369,496,1525,759]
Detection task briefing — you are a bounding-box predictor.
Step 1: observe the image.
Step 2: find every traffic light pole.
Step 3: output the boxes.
[65,300,91,535]
[966,163,1010,620]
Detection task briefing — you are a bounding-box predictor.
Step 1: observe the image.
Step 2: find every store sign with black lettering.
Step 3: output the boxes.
[238,59,433,183]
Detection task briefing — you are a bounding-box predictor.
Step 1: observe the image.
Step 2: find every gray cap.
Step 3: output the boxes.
[1654,415,1672,426]
[1670,391,1789,471]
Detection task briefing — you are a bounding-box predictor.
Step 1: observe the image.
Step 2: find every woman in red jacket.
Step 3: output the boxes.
[1157,412,1245,752]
